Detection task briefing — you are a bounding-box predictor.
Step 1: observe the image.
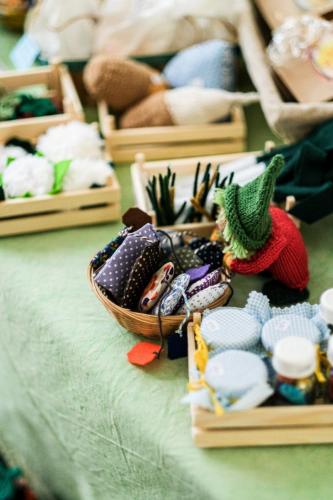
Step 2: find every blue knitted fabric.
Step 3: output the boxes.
[201,291,330,356]
[201,308,262,352]
[163,40,237,91]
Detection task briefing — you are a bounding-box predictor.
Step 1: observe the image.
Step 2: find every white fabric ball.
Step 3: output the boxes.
[37,121,103,162]
[0,146,27,173]
[62,158,112,192]
[3,155,54,198]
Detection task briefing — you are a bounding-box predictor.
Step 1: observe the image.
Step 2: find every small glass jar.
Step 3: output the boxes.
[272,336,317,405]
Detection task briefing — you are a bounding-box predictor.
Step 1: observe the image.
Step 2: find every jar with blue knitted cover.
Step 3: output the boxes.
[201,307,262,352]
[205,350,273,410]
[262,314,322,352]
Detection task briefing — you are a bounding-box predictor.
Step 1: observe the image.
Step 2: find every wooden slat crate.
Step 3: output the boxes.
[99,101,246,162]
[187,318,333,448]
[0,118,121,237]
[0,63,84,140]
[130,150,255,234]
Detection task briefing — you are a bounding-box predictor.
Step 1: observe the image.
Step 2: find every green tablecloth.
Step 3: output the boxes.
[2,27,333,500]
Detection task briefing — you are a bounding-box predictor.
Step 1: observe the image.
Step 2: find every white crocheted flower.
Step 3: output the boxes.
[3,155,54,198]
[37,121,103,162]
[62,158,112,192]
[0,146,27,173]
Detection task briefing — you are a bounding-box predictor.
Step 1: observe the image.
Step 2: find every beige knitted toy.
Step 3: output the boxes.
[83,55,167,112]
[120,87,258,128]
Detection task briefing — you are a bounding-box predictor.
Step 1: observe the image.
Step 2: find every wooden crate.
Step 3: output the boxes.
[99,100,246,162]
[0,119,121,237]
[187,318,333,448]
[130,150,255,235]
[0,63,84,140]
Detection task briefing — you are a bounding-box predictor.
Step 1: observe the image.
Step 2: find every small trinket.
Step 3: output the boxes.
[273,336,317,405]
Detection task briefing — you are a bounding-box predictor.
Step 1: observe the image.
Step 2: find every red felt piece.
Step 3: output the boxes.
[127,342,161,366]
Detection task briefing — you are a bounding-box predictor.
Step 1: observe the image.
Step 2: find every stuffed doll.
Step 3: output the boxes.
[214,154,310,306]
[83,55,167,112]
[120,87,258,128]
[83,53,258,128]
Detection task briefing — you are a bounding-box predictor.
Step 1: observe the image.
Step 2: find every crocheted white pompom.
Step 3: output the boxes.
[62,158,112,192]
[3,155,54,198]
[0,146,27,173]
[36,121,103,162]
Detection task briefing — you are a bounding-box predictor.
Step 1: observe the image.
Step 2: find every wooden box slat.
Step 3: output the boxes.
[0,64,84,140]
[0,116,121,237]
[187,322,333,448]
[99,100,246,162]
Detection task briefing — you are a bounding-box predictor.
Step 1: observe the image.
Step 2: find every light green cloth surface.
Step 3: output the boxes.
[1,26,333,500]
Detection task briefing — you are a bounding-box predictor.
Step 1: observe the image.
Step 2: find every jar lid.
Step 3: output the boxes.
[320,288,333,326]
[272,336,316,379]
[205,350,268,399]
[262,314,321,352]
[201,308,261,351]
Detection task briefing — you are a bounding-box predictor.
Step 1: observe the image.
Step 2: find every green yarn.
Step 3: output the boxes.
[214,154,284,253]
[0,90,58,121]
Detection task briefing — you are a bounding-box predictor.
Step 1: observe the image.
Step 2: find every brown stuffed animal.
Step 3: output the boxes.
[83,55,166,112]
[120,87,258,128]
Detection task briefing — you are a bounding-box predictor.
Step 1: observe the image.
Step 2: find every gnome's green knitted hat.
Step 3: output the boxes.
[214,154,284,253]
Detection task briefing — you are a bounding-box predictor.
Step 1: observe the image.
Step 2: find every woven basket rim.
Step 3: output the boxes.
[87,263,232,323]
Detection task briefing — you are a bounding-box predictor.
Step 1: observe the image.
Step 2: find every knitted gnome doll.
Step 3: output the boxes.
[214,154,310,306]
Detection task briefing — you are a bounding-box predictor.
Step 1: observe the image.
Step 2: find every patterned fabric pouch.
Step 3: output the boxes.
[94,223,158,302]
[120,240,162,310]
[172,246,204,275]
[90,227,130,271]
[151,273,190,316]
[188,236,210,251]
[139,262,175,312]
[177,282,228,314]
[176,268,221,311]
[194,241,224,269]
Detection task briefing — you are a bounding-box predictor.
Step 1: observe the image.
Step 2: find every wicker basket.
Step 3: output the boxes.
[88,264,232,338]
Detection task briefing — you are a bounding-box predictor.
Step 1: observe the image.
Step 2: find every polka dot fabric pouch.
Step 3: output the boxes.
[177,282,228,314]
[90,227,130,271]
[120,240,162,310]
[94,223,158,302]
[176,268,221,311]
[139,262,175,312]
[194,242,223,270]
[172,247,203,275]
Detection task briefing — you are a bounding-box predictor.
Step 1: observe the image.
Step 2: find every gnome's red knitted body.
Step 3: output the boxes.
[229,207,309,290]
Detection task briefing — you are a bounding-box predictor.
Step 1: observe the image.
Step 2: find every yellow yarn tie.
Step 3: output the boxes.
[193,323,208,374]
[315,346,326,384]
[190,323,224,416]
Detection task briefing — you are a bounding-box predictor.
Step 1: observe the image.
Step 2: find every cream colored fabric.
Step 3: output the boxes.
[164,87,258,125]
[94,0,242,56]
[238,1,333,141]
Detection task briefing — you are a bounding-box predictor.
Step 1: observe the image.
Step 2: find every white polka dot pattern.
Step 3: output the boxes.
[176,283,228,314]
[95,223,158,302]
